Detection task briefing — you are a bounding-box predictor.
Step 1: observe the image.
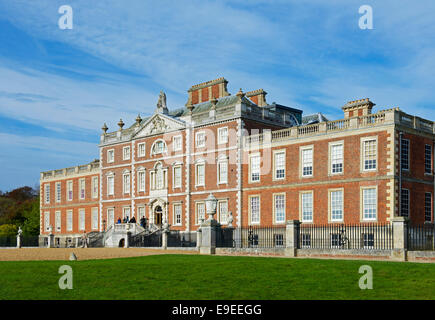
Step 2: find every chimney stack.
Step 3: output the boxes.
[185,77,230,107]
[246,89,267,107]
[342,98,375,118]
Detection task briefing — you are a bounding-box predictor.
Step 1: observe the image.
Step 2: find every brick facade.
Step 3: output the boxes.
[40,78,435,243]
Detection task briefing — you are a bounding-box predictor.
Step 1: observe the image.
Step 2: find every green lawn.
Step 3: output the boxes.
[0,255,434,300]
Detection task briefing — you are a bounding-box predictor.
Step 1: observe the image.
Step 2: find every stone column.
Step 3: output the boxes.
[162,230,168,250]
[16,234,22,249]
[391,217,408,261]
[196,229,202,251]
[125,231,131,248]
[284,220,300,257]
[48,233,55,248]
[200,219,220,255]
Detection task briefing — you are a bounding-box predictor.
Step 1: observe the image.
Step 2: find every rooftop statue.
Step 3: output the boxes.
[156,91,168,114]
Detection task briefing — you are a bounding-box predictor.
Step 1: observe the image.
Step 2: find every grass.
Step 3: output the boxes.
[0,254,434,300]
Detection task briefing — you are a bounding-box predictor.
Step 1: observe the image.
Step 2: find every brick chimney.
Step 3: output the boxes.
[342,98,375,118]
[246,89,267,107]
[185,77,230,106]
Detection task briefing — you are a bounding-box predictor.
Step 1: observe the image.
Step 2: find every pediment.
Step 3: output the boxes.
[134,114,185,138]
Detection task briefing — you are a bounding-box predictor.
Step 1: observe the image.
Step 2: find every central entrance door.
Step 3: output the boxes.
[154,206,163,226]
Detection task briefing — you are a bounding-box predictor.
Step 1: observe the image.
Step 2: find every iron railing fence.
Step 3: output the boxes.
[216,225,287,248]
[408,224,434,251]
[0,236,17,247]
[167,231,196,247]
[21,235,39,247]
[298,223,394,250]
[0,235,39,247]
[130,231,162,247]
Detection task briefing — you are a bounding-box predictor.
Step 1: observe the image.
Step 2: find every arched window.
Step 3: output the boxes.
[150,162,167,190]
[151,140,167,155]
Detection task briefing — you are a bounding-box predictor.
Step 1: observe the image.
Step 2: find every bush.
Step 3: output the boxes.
[0,224,18,237]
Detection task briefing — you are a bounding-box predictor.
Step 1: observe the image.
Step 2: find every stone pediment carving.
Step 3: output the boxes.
[134,114,185,138]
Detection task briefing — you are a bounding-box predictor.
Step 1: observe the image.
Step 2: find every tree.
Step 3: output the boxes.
[0,224,17,237]
[22,198,40,236]
[0,186,40,236]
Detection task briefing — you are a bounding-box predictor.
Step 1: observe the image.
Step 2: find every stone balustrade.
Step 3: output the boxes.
[244,108,434,148]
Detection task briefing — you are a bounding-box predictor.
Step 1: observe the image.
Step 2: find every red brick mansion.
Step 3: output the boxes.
[39,77,435,246]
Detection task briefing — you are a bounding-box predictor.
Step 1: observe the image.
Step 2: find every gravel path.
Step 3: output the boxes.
[0,248,198,261]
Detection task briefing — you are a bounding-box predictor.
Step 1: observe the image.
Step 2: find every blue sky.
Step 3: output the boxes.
[0,0,434,191]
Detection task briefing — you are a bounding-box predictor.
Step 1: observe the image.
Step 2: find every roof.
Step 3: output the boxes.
[302,113,329,125]
[180,95,256,116]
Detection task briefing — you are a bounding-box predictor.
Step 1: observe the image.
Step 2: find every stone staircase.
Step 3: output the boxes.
[103,223,148,247]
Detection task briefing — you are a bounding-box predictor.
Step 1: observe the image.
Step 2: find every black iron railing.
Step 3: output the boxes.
[130,231,162,247]
[298,223,394,250]
[0,236,17,247]
[408,224,434,251]
[167,231,196,247]
[216,225,286,249]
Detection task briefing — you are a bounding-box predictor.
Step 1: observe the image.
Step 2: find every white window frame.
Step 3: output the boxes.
[218,127,228,145]
[300,146,314,178]
[173,165,182,189]
[329,141,344,175]
[107,174,115,196]
[361,137,377,172]
[329,189,344,222]
[123,172,131,194]
[249,195,261,225]
[55,211,61,232]
[151,140,167,155]
[66,210,73,231]
[79,209,85,231]
[138,169,146,192]
[151,163,167,190]
[91,207,98,230]
[173,203,182,226]
[195,131,206,148]
[218,200,229,225]
[107,149,114,163]
[107,208,115,227]
[123,146,131,161]
[273,150,286,180]
[249,153,261,183]
[217,158,228,184]
[195,162,205,187]
[79,178,86,200]
[361,187,377,221]
[173,135,182,152]
[55,182,61,203]
[300,191,313,223]
[92,176,98,199]
[138,142,146,158]
[273,193,286,224]
[67,180,73,201]
[44,184,50,204]
[138,206,146,219]
[195,202,206,225]
[44,211,50,231]
[123,206,131,219]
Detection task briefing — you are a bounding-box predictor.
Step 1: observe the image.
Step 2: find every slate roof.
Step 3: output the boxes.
[302,113,329,125]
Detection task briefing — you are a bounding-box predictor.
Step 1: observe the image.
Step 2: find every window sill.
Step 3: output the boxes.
[329,172,344,176]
